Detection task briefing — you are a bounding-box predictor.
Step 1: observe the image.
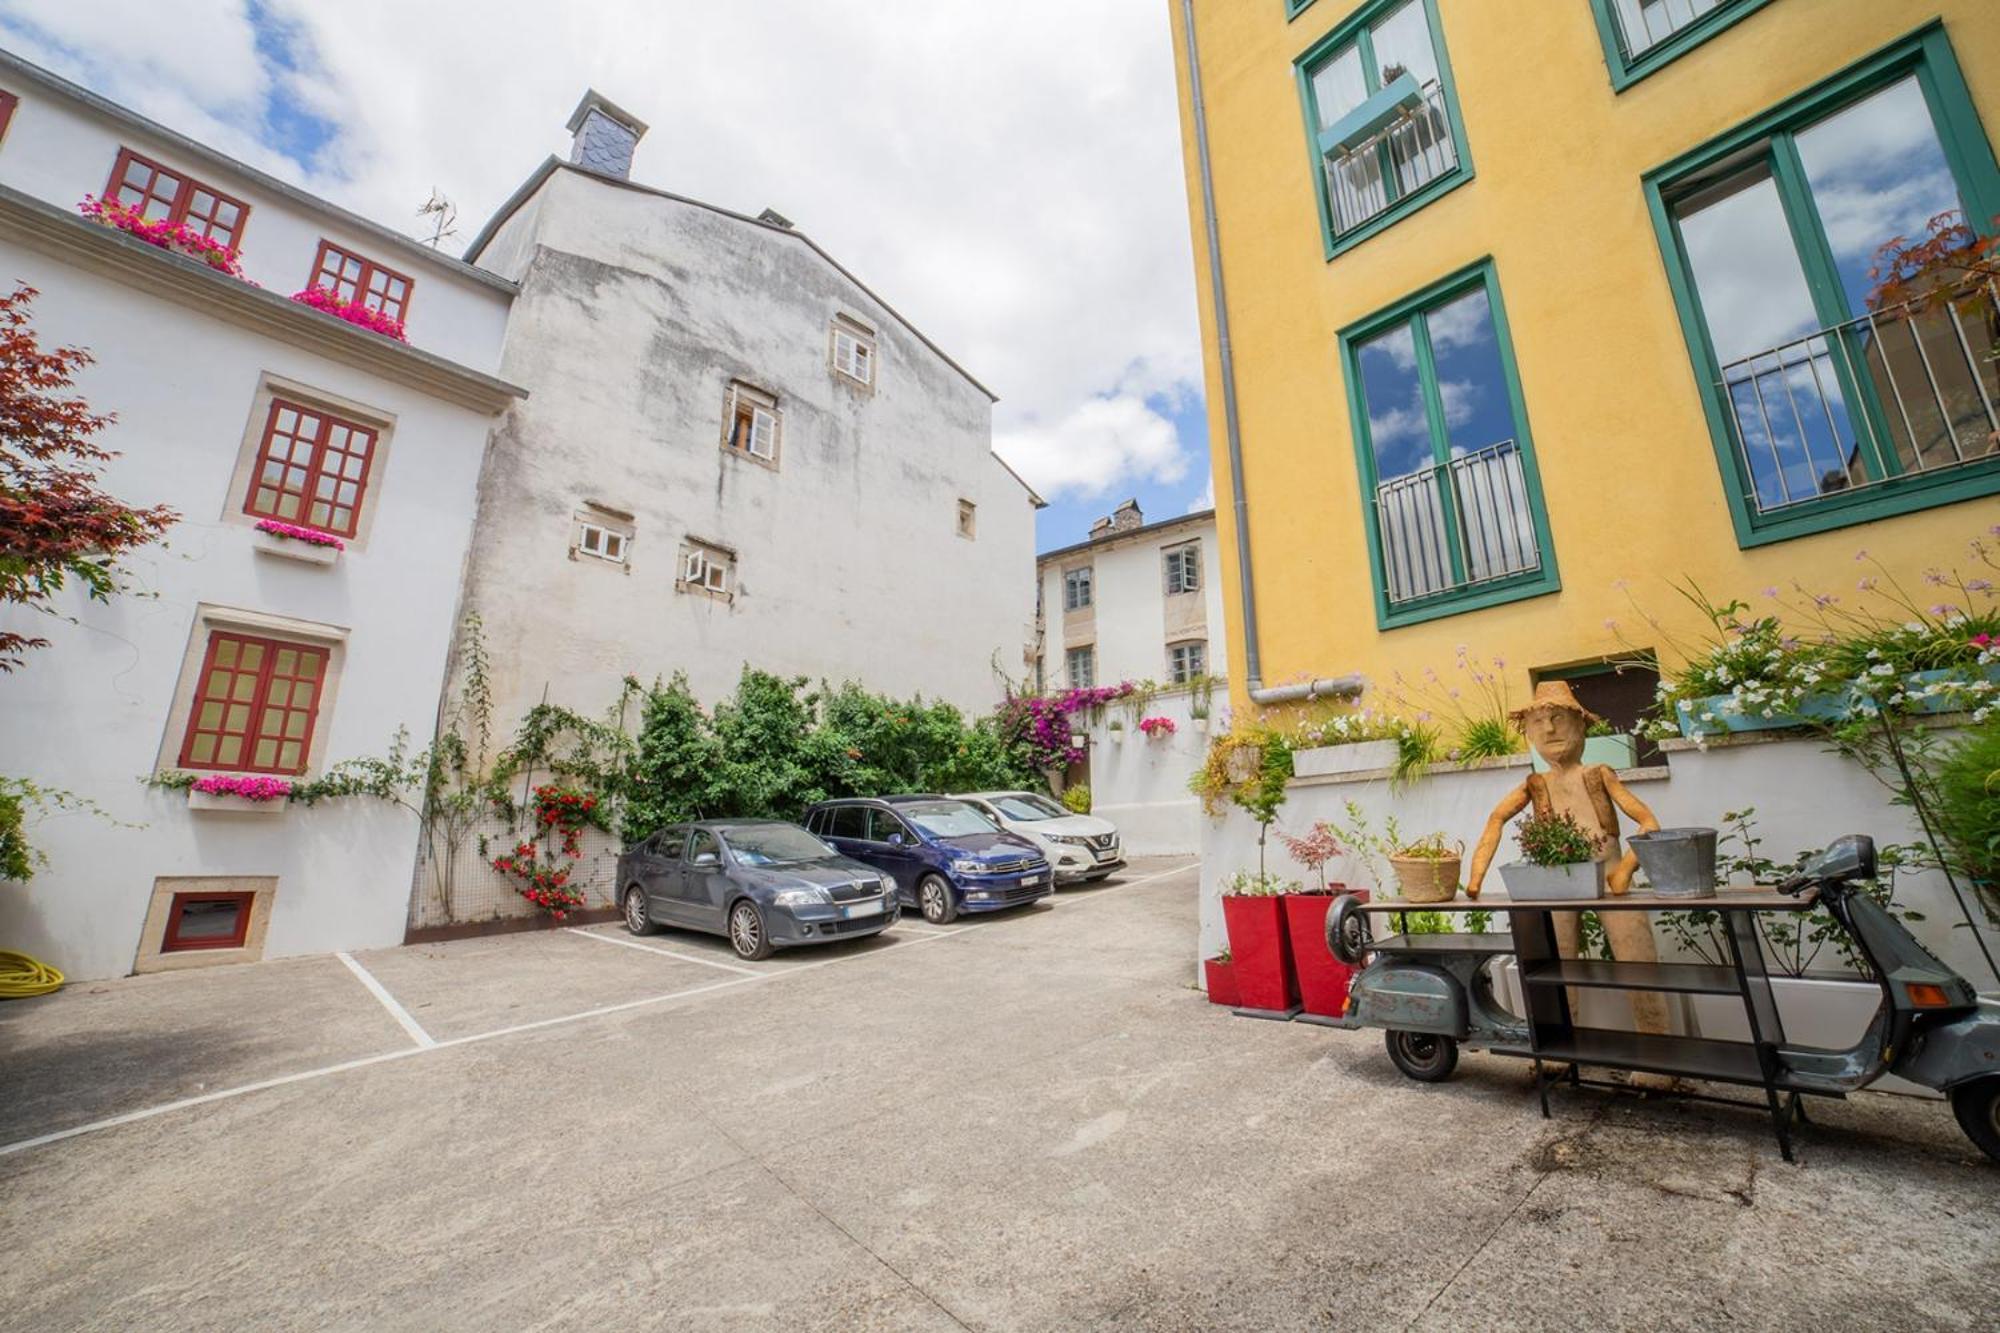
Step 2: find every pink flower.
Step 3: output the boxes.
[254,518,346,550]
[1973,633,1994,649]
[191,774,292,802]
[290,285,410,342]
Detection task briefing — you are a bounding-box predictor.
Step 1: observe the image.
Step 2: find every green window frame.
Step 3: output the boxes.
[1286,0,1317,20]
[1338,259,1561,629]
[1644,21,2000,548]
[1589,0,1779,91]
[1293,0,1473,262]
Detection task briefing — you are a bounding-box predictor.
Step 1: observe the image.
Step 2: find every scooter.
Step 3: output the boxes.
[1324,835,2000,1164]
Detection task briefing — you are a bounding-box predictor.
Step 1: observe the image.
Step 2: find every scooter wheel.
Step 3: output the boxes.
[1385,1030,1459,1083]
[1325,894,1372,966]
[1949,1077,2000,1164]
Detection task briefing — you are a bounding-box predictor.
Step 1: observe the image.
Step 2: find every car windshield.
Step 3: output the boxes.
[901,802,998,838]
[720,823,835,866]
[992,794,1067,821]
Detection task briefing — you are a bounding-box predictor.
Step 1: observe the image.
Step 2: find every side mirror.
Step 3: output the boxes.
[886,832,907,847]
[691,851,721,868]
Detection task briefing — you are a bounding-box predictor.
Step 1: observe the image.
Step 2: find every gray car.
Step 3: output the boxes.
[617,819,899,959]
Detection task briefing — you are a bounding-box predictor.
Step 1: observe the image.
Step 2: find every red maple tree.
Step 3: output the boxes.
[0,283,177,670]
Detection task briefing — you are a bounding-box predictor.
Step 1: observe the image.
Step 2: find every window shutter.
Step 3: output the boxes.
[684,549,706,584]
[750,408,776,458]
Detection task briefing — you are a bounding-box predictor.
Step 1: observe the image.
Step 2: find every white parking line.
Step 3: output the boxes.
[336,951,435,1049]
[562,927,761,976]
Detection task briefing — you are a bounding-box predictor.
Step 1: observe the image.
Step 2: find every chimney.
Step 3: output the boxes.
[1109,498,1144,533]
[565,90,648,180]
[1089,516,1113,538]
[756,208,794,229]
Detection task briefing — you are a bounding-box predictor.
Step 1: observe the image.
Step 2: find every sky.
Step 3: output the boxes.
[0,0,1214,551]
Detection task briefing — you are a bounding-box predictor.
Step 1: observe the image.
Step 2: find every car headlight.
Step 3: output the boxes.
[875,877,895,896]
[772,887,830,907]
[950,859,984,876]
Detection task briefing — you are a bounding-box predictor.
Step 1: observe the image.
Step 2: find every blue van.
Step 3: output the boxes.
[802,795,1052,924]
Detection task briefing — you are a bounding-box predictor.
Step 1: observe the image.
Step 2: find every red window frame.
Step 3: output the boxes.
[0,91,18,145]
[307,239,414,322]
[104,147,250,253]
[243,397,379,538]
[161,891,257,952]
[177,631,330,775]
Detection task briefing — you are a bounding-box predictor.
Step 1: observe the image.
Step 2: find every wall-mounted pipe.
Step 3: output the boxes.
[1178,0,1363,710]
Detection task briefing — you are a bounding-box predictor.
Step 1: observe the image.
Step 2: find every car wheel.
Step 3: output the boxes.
[623,885,657,936]
[1385,1030,1458,1083]
[918,874,958,925]
[1949,1077,2000,1164]
[728,899,772,961]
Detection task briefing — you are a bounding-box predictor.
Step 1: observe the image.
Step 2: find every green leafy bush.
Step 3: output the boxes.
[1514,810,1599,866]
[1933,718,2000,886]
[1061,784,1091,814]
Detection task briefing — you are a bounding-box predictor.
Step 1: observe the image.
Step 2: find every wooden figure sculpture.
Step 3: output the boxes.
[1467,681,1672,1047]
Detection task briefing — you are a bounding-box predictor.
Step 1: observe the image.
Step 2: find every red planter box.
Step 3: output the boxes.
[1203,955,1240,1006]
[1281,887,1367,1019]
[1222,894,1296,1011]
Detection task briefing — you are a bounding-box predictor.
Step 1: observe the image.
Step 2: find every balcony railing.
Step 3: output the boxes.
[1610,0,1733,60]
[1373,440,1541,606]
[1324,80,1457,237]
[1717,281,2000,516]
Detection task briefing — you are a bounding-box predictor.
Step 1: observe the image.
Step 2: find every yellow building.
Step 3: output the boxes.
[1170,0,2000,727]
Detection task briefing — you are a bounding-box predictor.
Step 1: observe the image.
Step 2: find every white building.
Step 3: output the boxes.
[0,52,522,981]
[454,93,1041,731]
[1036,501,1227,855]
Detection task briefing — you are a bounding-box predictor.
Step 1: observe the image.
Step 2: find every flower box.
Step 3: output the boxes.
[187,787,289,814]
[1892,665,2000,716]
[1531,733,1637,772]
[1674,691,1845,738]
[252,527,342,566]
[1292,738,1399,778]
[1498,860,1604,901]
[1282,887,1364,1019]
[1203,955,1240,1006]
[1221,893,1298,1016]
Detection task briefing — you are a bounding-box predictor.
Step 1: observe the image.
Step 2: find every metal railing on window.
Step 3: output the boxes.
[1373,439,1541,606]
[1716,281,2000,516]
[1611,0,1734,61]
[1324,80,1457,237]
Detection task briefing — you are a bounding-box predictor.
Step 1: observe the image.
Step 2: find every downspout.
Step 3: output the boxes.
[1179,0,1362,710]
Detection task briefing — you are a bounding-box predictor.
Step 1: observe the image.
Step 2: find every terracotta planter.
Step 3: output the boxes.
[1389,849,1461,903]
[1221,894,1296,1012]
[1203,955,1240,1006]
[1282,887,1366,1018]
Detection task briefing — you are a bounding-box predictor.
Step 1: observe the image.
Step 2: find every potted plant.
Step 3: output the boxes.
[1138,715,1176,741]
[1203,948,1240,1006]
[1498,810,1604,900]
[1275,821,1366,1020]
[1384,830,1462,903]
[1221,869,1302,1016]
[1061,784,1091,815]
[1188,673,1214,734]
[1106,718,1125,744]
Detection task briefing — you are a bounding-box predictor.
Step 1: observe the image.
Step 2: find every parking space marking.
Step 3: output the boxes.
[562,927,761,975]
[0,864,1198,1161]
[336,951,436,1049]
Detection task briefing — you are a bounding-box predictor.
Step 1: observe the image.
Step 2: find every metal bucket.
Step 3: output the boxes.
[1629,827,1718,898]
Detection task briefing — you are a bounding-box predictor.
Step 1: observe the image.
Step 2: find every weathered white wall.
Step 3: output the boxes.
[1037,515,1226,689]
[1074,687,1217,857]
[0,241,498,979]
[1195,730,1997,992]
[460,167,1037,727]
[0,53,513,366]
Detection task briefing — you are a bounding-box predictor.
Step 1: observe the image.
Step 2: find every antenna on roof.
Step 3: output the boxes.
[417,188,459,248]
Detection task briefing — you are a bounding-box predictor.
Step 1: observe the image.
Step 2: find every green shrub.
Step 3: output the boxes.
[1061,784,1091,814]
[1933,718,2000,885]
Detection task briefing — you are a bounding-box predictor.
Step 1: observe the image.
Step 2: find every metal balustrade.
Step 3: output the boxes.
[1373,440,1540,606]
[1717,281,2000,515]
[1611,0,1731,60]
[1324,81,1457,237]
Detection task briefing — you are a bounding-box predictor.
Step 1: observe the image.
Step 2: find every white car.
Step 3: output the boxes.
[953,791,1124,885]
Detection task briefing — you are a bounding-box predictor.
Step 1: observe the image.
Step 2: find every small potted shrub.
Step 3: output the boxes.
[1387,831,1462,903]
[1107,718,1126,744]
[1275,822,1366,1019]
[1499,810,1605,900]
[1061,784,1091,815]
[1221,870,1301,1015]
[1203,948,1240,1006]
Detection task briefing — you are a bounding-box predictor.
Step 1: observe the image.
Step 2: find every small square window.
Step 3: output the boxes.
[573,515,631,566]
[957,498,977,539]
[105,147,250,252]
[1163,542,1202,595]
[831,316,876,389]
[723,382,781,464]
[1168,640,1207,685]
[178,630,328,775]
[679,539,736,600]
[1066,645,1096,688]
[308,240,413,323]
[1063,566,1093,612]
[243,397,379,538]
[162,891,256,952]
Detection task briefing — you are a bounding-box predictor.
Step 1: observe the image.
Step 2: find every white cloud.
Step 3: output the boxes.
[0,0,1203,440]
[1188,474,1215,514]
[994,394,1187,501]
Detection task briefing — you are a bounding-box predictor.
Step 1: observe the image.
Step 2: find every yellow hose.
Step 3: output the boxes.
[0,950,64,998]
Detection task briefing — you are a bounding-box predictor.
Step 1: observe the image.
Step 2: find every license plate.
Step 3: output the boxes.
[1093,848,1118,861]
[843,900,885,919]
[1021,874,1047,887]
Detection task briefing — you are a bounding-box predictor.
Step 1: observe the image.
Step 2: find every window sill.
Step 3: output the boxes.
[252,529,343,566]
[1376,567,1561,630]
[1324,167,1472,263]
[187,788,292,815]
[1731,458,2000,549]
[1598,0,1780,92]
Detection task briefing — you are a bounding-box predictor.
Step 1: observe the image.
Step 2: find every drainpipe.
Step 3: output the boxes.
[1179,0,1362,710]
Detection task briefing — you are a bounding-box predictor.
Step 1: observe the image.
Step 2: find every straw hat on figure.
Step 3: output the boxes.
[1467,681,1673,1061]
